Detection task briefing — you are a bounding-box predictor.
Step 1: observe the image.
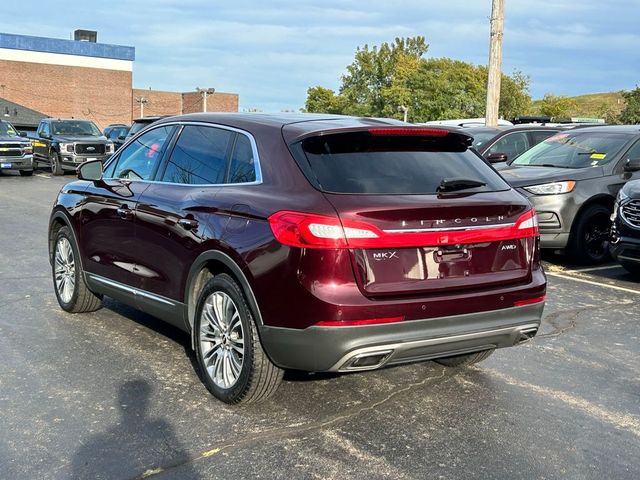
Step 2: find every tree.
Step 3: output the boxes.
[339,36,429,117]
[304,86,347,114]
[538,93,577,118]
[619,86,640,124]
[303,36,531,122]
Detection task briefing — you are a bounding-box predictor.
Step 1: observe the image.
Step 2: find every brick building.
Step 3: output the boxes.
[0,31,238,130]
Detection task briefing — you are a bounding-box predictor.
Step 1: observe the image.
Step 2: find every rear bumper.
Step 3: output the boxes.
[0,155,34,171]
[259,302,544,372]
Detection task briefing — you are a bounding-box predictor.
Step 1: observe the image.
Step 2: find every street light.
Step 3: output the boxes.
[397,105,409,123]
[196,87,216,112]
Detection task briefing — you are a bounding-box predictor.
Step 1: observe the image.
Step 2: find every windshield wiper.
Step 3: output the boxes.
[526,163,574,169]
[437,177,486,192]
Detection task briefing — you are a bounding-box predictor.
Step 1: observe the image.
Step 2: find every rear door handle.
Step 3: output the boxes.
[116,206,133,220]
[178,218,199,230]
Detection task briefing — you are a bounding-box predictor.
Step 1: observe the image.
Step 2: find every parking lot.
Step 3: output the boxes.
[1,171,638,480]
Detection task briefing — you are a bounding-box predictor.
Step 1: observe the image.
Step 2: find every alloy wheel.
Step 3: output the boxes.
[199,292,245,389]
[584,213,610,260]
[54,237,76,303]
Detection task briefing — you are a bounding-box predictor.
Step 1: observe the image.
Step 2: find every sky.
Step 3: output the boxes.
[1,0,639,112]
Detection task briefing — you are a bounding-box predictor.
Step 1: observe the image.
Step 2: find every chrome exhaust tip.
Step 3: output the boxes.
[517,327,538,344]
[341,350,393,371]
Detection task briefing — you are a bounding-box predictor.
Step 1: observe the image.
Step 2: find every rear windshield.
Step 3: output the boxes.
[291,131,509,194]
[511,132,632,169]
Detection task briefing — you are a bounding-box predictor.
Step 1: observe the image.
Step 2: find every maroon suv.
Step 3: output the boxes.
[48,113,546,404]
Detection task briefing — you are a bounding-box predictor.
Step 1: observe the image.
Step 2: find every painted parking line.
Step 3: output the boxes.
[563,264,625,274]
[546,271,640,295]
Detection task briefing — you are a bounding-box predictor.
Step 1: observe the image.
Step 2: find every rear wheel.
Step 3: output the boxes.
[568,204,611,264]
[52,226,102,312]
[194,274,283,404]
[50,152,64,176]
[435,349,495,367]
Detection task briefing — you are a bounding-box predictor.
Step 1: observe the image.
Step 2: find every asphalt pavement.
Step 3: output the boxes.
[0,170,638,480]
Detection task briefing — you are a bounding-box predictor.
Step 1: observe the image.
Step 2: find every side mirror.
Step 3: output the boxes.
[40,132,51,139]
[486,152,508,163]
[117,135,126,141]
[19,131,27,137]
[77,159,103,182]
[624,158,640,172]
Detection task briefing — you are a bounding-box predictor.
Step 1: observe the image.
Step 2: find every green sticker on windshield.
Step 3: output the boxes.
[590,153,606,160]
[7,129,15,135]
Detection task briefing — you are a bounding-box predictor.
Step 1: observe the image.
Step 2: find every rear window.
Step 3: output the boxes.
[291,131,509,194]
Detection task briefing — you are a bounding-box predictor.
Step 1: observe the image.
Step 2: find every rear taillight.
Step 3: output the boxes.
[268,211,380,249]
[268,209,540,249]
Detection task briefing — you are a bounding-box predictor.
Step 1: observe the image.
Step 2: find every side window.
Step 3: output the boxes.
[530,130,557,145]
[623,141,640,161]
[41,122,50,136]
[486,132,530,160]
[228,134,256,183]
[161,125,233,185]
[108,126,174,181]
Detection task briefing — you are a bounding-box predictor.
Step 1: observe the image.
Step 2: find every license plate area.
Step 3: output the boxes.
[353,241,529,296]
[1,163,12,169]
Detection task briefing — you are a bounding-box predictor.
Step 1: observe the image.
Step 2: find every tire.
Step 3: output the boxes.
[435,349,495,367]
[194,274,283,404]
[50,151,64,176]
[52,226,102,313]
[620,261,640,277]
[19,170,34,176]
[567,204,612,265]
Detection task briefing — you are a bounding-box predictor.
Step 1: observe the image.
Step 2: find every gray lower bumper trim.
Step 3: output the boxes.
[259,302,544,372]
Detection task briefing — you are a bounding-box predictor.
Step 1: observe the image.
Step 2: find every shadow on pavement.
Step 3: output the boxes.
[71,379,199,479]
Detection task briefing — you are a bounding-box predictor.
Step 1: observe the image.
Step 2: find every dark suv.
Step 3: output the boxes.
[611,179,640,275]
[48,113,546,404]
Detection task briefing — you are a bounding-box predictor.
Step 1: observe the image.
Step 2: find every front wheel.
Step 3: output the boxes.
[435,349,495,367]
[50,152,64,176]
[194,274,283,404]
[52,226,103,312]
[568,204,612,264]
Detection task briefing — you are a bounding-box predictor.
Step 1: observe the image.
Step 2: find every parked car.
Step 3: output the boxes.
[31,119,114,175]
[610,179,640,275]
[0,120,34,176]
[126,116,167,140]
[466,125,564,164]
[49,113,546,404]
[103,124,130,151]
[421,118,514,127]
[500,126,640,263]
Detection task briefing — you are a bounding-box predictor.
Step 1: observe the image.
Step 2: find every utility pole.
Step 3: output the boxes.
[397,105,409,123]
[135,96,148,117]
[196,87,215,112]
[485,0,504,127]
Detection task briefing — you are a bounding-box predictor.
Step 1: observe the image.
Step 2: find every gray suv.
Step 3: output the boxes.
[500,126,640,263]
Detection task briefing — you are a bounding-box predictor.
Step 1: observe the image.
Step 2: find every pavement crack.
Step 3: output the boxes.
[132,368,449,479]
[536,300,638,339]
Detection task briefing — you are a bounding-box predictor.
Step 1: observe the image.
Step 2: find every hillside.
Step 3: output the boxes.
[530,91,625,121]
